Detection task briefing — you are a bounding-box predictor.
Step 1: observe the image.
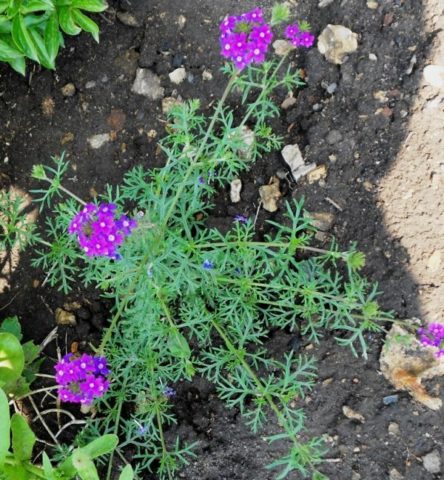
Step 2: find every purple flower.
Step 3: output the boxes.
[54,353,110,405]
[163,386,176,398]
[234,214,248,224]
[203,259,214,270]
[68,203,137,259]
[285,22,315,49]
[198,176,206,185]
[219,8,273,70]
[418,323,444,358]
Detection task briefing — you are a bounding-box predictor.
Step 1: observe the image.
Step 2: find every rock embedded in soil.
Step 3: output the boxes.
[326,129,343,145]
[273,39,294,56]
[162,97,182,114]
[342,405,365,423]
[61,83,76,97]
[87,133,111,149]
[380,324,444,410]
[259,176,281,212]
[116,11,142,27]
[422,450,441,474]
[389,469,404,480]
[229,179,242,203]
[55,307,76,326]
[318,25,358,64]
[281,144,316,181]
[169,67,187,85]
[131,68,164,100]
[388,422,400,436]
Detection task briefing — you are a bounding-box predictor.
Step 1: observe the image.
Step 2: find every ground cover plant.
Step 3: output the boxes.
[0,3,408,480]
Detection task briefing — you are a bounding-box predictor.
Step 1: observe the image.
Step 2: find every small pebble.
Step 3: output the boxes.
[388,422,400,436]
[383,394,399,405]
[369,53,377,61]
[85,81,96,89]
[61,83,76,97]
[326,82,337,94]
[422,450,441,474]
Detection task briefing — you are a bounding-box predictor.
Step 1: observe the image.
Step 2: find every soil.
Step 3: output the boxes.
[0,0,443,479]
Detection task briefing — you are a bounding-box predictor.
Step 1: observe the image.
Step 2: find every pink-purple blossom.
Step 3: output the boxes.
[418,323,444,358]
[219,8,273,70]
[55,353,110,405]
[68,203,137,259]
[285,23,315,48]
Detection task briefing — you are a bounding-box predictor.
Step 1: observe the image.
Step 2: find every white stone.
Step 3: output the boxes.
[87,133,110,149]
[273,39,294,56]
[169,67,187,85]
[131,68,164,100]
[422,450,441,474]
[318,25,358,64]
[281,144,317,181]
[230,179,242,203]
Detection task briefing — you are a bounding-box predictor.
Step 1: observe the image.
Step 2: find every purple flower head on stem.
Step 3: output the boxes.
[285,22,315,49]
[68,203,137,259]
[163,386,176,398]
[54,353,110,405]
[234,214,248,224]
[203,259,214,270]
[418,323,444,358]
[219,8,273,70]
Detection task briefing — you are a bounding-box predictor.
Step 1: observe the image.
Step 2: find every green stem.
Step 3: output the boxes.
[100,73,239,353]
[155,403,174,480]
[160,72,239,230]
[195,240,344,257]
[42,176,86,205]
[105,396,124,480]
[209,317,316,467]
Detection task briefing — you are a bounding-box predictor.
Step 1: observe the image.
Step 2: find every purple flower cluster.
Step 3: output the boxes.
[418,323,444,358]
[285,24,315,48]
[55,353,110,405]
[68,203,137,259]
[219,8,273,70]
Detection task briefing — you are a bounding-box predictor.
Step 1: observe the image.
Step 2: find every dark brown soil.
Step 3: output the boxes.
[0,0,442,479]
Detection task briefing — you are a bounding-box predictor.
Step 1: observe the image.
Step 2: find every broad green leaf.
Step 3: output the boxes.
[28,26,54,68]
[0,332,25,385]
[58,434,118,476]
[58,6,81,35]
[3,463,28,480]
[11,413,36,461]
[0,388,10,468]
[7,55,25,75]
[42,452,57,480]
[71,7,98,42]
[81,434,118,458]
[72,449,99,480]
[44,12,59,62]
[11,14,40,62]
[0,17,12,34]
[22,341,39,365]
[20,0,55,14]
[118,464,134,480]
[168,330,191,359]
[71,0,106,12]
[0,39,22,62]
[0,317,22,341]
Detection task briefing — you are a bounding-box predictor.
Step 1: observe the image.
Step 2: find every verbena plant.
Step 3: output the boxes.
[0,0,107,75]
[1,5,391,479]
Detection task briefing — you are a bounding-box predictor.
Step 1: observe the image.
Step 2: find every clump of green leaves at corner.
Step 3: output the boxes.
[0,0,107,75]
[0,317,42,398]
[0,389,134,480]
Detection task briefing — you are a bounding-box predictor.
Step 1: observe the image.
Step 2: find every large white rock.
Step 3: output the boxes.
[318,24,358,64]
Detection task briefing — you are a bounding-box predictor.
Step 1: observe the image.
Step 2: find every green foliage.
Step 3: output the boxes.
[0,191,39,251]
[17,8,393,478]
[271,3,290,26]
[0,317,42,398]
[0,0,107,74]
[0,400,131,480]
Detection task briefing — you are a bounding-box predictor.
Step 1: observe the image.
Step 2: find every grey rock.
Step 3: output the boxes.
[422,450,441,474]
[326,130,343,145]
[389,468,404,480]
[326,82,338,94]
[117,11,142,27]
[131,69,164,100]
[85,81,96,89]
[383,394,399,405]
